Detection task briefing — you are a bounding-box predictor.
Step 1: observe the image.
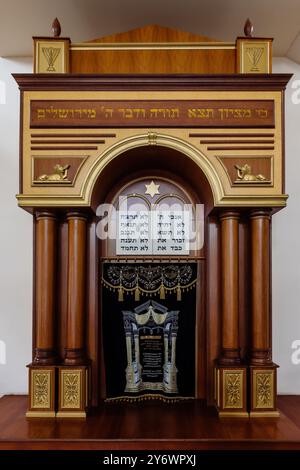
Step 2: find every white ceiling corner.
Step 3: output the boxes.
[1,0,300,58]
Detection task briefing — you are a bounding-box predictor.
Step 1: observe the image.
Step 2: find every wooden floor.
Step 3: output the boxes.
[1,395,300,450]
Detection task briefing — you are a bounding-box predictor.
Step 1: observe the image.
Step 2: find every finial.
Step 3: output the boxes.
[52,18,61,37]
[244,18,253,37]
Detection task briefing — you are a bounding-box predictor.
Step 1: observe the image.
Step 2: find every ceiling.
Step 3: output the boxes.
[1,0,300,61]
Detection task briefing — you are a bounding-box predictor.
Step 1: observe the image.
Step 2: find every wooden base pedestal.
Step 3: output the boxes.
[56,366,89,418]
[215,365,248,417]
[26,365,89,418]
[214,365,280,417]
[26,365,56,418]
[249,364,279,417]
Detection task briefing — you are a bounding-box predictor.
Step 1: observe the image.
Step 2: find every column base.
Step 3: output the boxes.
[26,364,56,419]
[57,365,89,418]
[26,410,56,418]
[249,364,279,416]
[250,411,280,418]
[218,411,249,418]
[218,348,241,366]
[56,411,86,418]
[33,348,57,365]
[63,348,86,365]
[214,365,248,417]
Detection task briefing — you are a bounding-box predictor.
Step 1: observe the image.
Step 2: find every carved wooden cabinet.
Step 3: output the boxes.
[14,24,290,418]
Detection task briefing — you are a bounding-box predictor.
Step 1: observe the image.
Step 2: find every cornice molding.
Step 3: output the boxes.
[13,73,293,92]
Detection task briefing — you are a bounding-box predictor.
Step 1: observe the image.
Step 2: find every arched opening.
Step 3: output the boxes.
[88,145,217,404]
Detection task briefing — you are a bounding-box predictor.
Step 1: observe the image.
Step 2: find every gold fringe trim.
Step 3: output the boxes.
[102,278,197,298]
[159,283,165,299]
[105,394,195,404]
[118,286,124,302]
[134,286,140,301]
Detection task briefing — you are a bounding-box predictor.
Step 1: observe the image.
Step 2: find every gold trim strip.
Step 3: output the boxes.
[16,194,289,208]
[70,42,236,51]
[219,411,249,418]
[250,411,280,418]
[26,411,56,418]
[56,411,86,418]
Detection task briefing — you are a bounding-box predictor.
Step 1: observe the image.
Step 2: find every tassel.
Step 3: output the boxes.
[118,287,124,302]
[135,286,140,301]
[159,283,165,299]
[176,285,182,301]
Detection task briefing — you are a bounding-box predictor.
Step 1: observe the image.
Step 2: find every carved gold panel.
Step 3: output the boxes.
[60,369,82,409]
[32,156,86,186]
[30,369,51,409]
[34,39,70,73]
[218,156,273,187]
[237,39,272,73]
[223,370,243,409]
[253,370,274,409]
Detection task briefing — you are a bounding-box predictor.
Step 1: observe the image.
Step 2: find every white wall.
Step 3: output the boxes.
[0,57,299,396]
[272,57,300,393]
[0,58,33,396]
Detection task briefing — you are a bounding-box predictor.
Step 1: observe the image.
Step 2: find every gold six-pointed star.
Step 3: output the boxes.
[145,180,160,198]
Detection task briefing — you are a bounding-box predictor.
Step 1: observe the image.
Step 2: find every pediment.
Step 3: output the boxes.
[87,24,218,44]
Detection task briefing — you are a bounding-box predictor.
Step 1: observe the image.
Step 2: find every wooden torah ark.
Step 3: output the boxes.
[14,22,291,419]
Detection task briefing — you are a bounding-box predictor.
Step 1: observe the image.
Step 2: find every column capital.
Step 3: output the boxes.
[219,210,240,222]
[66,211,88,222]
[35,211,58,221]
[249,209,272,220]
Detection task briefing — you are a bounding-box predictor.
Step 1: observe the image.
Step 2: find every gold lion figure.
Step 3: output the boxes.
[38,164,70,181]
[235,164,266,182]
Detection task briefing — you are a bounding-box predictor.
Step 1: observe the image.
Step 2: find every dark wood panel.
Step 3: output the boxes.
[31,133,116,138]
[201,140,274,144]
[196,260,206,398]
[190,133,275,137]
[86,220,100,406]
[30,99,275,128]
[33,157,85,182]
[208,146,274,150]
[31,146,98,150]
[70,49,236,75]
[31,140,105,144]
[1,396,300,450]
[219,157,272,184]
[206,216,221,403]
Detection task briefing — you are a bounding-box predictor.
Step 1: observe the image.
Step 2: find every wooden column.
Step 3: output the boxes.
[34,212,57,364]
[249,210,278,416]
[250,210,272,365]
[64,212,87,365]
[219,211,241,365]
